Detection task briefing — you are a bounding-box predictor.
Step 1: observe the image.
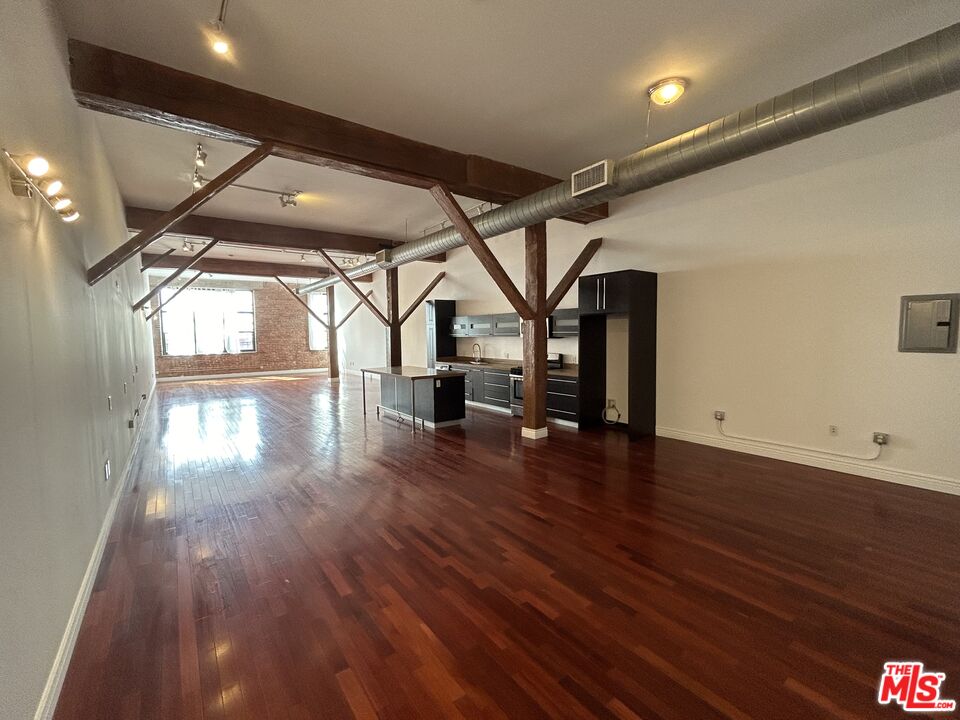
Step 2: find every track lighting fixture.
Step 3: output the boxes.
[279,192,299,208]
[208,0,232,57]
[192,170,203,190]
[3,149,80,223]
[195,144,207,168]
[300,254,306,262]
[25,156,49,177]
[39,178,63,196]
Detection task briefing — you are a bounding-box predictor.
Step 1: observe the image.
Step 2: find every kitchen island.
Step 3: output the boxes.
[360,366,466,432]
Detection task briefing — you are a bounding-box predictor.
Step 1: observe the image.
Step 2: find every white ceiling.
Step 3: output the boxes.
[94,112,479,242]
[60,1,960,269]
[60,0,959,178]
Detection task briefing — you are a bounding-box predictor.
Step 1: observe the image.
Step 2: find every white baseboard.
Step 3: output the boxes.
[656,426,960,496]
[157,367,328,383]
[522,426,549,440]
[33,385,156,720]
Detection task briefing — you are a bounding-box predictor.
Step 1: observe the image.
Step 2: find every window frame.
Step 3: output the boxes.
[307,290,329,352]
[158,287,258,357]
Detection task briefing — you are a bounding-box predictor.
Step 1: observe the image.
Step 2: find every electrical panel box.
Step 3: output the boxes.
[898,293,959,353]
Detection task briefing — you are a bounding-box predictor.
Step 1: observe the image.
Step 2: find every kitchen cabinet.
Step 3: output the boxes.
[450,316,470,337]
[578,270,657,438]
[510,374,580,421]
[468,315,494,336]
[579,271,632,315]
[481,368,511,408]
[377,370,465,426]
[426,300,456,368]
[492,313,521,336]
[549,308,579,337]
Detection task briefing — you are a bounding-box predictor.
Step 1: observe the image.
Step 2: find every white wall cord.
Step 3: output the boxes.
[716,419,883,461]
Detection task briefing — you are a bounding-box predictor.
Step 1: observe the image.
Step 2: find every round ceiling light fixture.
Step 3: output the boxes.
[647,78,687,106]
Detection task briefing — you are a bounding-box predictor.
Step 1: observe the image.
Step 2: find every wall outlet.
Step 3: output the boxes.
[714,410,726,421]
[104,459,111,482]
[829,425,838,436]
[873,432,890,446]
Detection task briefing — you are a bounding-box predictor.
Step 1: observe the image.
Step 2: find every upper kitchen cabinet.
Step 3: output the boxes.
[450,316,470,337]
[579,271,633,315]
[492,313,521,336]
[549,308,579,337]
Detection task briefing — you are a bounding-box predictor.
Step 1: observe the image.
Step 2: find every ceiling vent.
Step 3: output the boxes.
[571,159,614,197]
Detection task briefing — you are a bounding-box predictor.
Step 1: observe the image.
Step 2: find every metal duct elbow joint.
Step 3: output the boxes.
[300,22,960,294]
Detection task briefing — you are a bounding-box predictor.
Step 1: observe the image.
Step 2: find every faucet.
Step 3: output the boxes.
[472,343,482,363]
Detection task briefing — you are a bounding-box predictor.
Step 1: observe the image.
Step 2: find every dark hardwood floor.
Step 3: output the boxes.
[54,375,960,719]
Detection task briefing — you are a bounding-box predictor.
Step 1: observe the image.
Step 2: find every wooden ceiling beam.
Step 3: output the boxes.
[317,249,390,327]
[125,207,444,263]
[431,183,534,320]
[88,144,271,285]
[139,253,372,282]
[68,40,608,225]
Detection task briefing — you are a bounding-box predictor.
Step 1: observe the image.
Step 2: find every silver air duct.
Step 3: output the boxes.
[301,22,960,293]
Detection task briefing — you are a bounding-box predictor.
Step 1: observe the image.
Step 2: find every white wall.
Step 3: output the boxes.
[0,2,156,718]
[340,88,960,491]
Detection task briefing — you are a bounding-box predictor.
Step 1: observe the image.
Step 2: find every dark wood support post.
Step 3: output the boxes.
[430,183,534,320]
[274,277,327,328]
[144,271,204,320]
[336,290,375,329]
[326,286,339,381]
[385,267,402,366]
[317,249,389,327]
[399,272,445,325]
[140,247,176,272]
[132,239,219,311]
[522,222,548,439]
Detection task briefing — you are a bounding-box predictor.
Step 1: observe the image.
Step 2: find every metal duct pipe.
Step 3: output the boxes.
[301,22,960,293]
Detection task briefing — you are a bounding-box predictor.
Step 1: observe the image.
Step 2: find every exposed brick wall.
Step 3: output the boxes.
[152,281,329,378]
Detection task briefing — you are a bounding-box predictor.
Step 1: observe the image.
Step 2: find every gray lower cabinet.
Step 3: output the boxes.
[546,376,579,421]
[482,369,511,408]
[379,374,466,424]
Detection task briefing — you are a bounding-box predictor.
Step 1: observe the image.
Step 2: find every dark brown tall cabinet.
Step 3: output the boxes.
[425,300,457,368]
[578,270,657,439]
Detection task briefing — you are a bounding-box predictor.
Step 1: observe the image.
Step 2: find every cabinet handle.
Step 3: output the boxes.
[603,278,607,309]
[596,278,600,310]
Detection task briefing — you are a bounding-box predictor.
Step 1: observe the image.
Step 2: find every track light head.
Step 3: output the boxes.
[195,144,207,168]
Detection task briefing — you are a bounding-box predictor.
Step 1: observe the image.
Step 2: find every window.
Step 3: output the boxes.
[159,287,256,356]
[307,292,329,351]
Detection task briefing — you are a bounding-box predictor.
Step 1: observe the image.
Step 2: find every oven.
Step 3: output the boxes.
[509,367,523,416]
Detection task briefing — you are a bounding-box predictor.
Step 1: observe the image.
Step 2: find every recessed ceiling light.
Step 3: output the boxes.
[648,78,687,106]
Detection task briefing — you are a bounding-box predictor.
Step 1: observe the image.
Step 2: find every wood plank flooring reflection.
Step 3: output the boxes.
[53,375,960,719]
